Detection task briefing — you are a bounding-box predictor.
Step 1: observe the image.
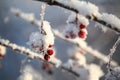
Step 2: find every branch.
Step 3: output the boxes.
[34,0,120,33]
[0,38,79,77]
[107,36,120,71]
[53,29,119,67]
[10,8,119,67]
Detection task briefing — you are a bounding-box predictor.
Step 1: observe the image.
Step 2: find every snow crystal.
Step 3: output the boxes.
[50,57,62,68]
[63,23,79,38]
[63,59,75,69]
[59,0,100,16]
[95,23,108,32]
[99,13,120,30]
[67,12,89,26]
[40,21,55,47]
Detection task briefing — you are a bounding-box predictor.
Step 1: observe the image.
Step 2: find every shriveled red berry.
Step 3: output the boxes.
[39,47,43,51]
[70,31,76,39]
[79,24,86,29]
[44,54,50,61]
[0,54,5,59]
[78,30,86,39]
[48,45,52,48]
[47,49,54,55]
[65,35,69,38]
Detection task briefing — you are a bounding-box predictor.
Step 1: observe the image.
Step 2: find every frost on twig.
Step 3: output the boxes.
[0,38,61,67]
[0,38,83,77]
[35,0,120,33]
[105,36,120,80]
[107,36,120,70]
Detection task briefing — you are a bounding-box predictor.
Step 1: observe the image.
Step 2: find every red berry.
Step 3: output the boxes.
[79,24,86,29]
[47,49,54,55]
[0,54,5,59]
[44,54,50,61]
[65,35,69,38]
[78,30,86,39]
[48,45,52,48]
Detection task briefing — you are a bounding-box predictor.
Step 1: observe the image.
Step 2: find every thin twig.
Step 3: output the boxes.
[107,36,120,71]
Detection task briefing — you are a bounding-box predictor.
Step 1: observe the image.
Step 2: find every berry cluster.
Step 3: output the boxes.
[63,13,89,40]
[27,21,55,61]
[64,23,88,40]
[44,45,54,61]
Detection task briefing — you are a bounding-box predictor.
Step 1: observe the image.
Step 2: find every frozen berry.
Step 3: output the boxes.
[47,49,54,55]
[44,54,50,61]
[78,30,86,39]
[70,32,76,39]
[39,47,43,51]
[65,35,69,38]
[0,54,5,59]
[79,24,86,29]
[48,45,52,48]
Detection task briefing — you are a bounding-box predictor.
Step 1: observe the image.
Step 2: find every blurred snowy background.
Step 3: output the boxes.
[0,0,120,80]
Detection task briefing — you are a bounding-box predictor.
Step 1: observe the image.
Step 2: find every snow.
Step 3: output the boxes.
[11,8,35,22]
[99,13,120,30]
[27,21,55,52]
[87,64,104,80]
[18,65,44,80]
[58,0,100,16]
[67,12,89,26]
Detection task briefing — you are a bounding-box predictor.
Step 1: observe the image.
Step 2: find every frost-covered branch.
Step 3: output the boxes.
[53,29,119,67]
[34,0,120,33]
[10,8,119,67]
[0,38,80,77]
[107,36,120,71]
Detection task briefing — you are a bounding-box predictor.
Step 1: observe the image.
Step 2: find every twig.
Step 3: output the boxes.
[53,29,119,67]
[107,36,120,71]
[0,38,79,77]
[34,0,120,33]
[10,8,119,67]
